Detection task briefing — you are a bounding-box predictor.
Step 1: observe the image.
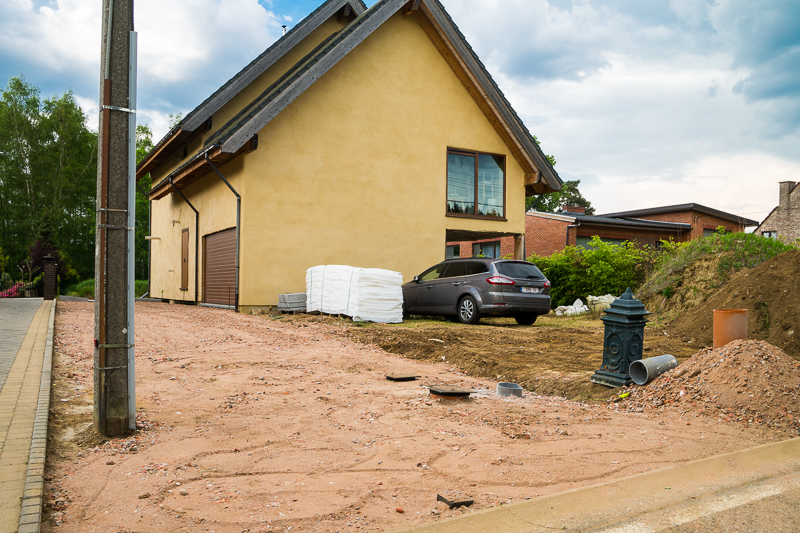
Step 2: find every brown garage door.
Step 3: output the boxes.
[203,228,236,306]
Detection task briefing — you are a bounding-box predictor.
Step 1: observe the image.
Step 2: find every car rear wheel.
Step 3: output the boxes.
[458,296,481,325]
[514,314,537,326]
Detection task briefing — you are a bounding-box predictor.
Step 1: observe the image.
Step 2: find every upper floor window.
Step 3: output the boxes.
[762,230,777,239]
[447,149,505,219]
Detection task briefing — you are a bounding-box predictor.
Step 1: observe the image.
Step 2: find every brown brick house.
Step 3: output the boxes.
[447,203,758,258]
[755,181,800,244]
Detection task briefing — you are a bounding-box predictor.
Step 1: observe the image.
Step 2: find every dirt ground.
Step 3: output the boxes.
[335,313,699,402]
[43,301,791,533]
[644,248,799,359]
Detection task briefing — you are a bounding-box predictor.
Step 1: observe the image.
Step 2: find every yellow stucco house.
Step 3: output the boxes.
[137,0,562,312]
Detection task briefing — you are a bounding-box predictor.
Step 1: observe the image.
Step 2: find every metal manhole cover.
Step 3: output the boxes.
[385,374,422,382]
[428,384,474,399]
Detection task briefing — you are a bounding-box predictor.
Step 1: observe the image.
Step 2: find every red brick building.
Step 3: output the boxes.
[447,203,758,258]
[755,181,800,244]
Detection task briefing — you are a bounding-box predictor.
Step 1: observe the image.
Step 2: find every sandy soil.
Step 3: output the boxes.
[43,301,785,533]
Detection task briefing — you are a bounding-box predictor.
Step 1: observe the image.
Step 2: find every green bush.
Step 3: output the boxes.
[135,280,149,297]
[528,237,658,307]
[63,279,150,299]
[64,279,95,298]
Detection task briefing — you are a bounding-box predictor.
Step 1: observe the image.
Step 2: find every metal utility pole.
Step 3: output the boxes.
[95,0,137,437]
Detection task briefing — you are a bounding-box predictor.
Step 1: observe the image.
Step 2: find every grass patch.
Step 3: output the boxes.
[62,279,150,299]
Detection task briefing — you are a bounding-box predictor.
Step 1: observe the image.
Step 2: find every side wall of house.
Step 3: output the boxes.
[525,215,573,256]
[575,225,683,247]
[237,11,528,306]
[635,210,744,239]
[148,158,243,302]
[755,183,800,243]
[153,17,349,180]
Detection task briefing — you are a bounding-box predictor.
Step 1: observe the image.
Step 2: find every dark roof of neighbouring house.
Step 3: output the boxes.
[598,203,759,227]
[147,0,562,199]
[527,209,692,231]
[137,0,366,179]
[571,214,692,231]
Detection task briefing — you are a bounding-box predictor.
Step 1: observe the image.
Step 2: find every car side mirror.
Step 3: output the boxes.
[414,275,420,282]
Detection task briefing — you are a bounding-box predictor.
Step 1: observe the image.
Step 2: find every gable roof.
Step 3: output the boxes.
[598,203,759,227]
[147,0,562,200]
[137,0,366,180]
[754,181,800,234]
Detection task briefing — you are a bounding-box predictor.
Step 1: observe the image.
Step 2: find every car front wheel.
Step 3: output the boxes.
[457,295,481,325]
[514,314,537,326]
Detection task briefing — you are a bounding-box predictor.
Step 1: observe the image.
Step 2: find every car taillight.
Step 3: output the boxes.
[486,276,515,285]
[544,280,551,288]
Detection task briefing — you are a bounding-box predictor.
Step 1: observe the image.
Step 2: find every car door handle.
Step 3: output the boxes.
[427,285,434,289]
[452,282,461,286]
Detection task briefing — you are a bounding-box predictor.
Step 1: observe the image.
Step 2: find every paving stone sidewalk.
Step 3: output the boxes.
[0,299,55,533]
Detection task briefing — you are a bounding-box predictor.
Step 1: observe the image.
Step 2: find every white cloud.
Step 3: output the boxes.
[0,0,283,131]
[0,0,100,79]
[136,0,281,85]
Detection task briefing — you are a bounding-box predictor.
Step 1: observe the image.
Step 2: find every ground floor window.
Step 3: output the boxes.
[762,230,777,239]
[473,241,501,258]
[446,244,460,259]
[576,236,626,249]
[703,227,730,237]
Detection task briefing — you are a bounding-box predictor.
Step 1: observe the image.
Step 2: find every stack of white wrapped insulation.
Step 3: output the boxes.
[305,265,403,323]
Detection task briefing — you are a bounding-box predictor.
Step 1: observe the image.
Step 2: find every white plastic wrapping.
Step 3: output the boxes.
[306,265,403,323]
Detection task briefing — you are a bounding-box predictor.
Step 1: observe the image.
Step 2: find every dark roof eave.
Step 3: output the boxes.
[137,0,366,175]
[574,214,692,231]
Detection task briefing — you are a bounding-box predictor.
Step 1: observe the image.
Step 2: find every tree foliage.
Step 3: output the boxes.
[135,124,153,280]
[526,179,595,215]
[0,76,97,279]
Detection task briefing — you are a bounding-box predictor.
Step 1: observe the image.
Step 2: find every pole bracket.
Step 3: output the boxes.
[99,343,135,349]
[98,223,134,231]
[97,207,129,213]
[101,105,136,114]
[98,366,128,371]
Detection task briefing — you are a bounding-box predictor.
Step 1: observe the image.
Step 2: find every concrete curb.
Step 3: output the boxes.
[393,437,800,533]
[18,300,55,533]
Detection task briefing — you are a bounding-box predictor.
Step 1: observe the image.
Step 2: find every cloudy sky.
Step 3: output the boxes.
[2,0,799,221]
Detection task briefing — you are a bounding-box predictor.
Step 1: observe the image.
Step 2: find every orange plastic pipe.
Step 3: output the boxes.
[713,309,748,349]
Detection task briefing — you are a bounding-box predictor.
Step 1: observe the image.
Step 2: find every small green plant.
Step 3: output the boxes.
[755,301,770,330]
[661,286,674,298]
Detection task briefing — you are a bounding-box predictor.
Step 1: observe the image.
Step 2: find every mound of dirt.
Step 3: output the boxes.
[625,339,800,435]
[657,249,799,359]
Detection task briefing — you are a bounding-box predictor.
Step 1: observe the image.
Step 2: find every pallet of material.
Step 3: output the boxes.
[277,292,307,313]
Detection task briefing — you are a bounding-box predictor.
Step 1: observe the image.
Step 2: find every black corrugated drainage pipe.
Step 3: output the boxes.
[168,177,199,304]
[205,152,241,313]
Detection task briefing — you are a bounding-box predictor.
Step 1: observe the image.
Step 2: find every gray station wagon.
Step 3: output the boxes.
[402,258,551,325]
